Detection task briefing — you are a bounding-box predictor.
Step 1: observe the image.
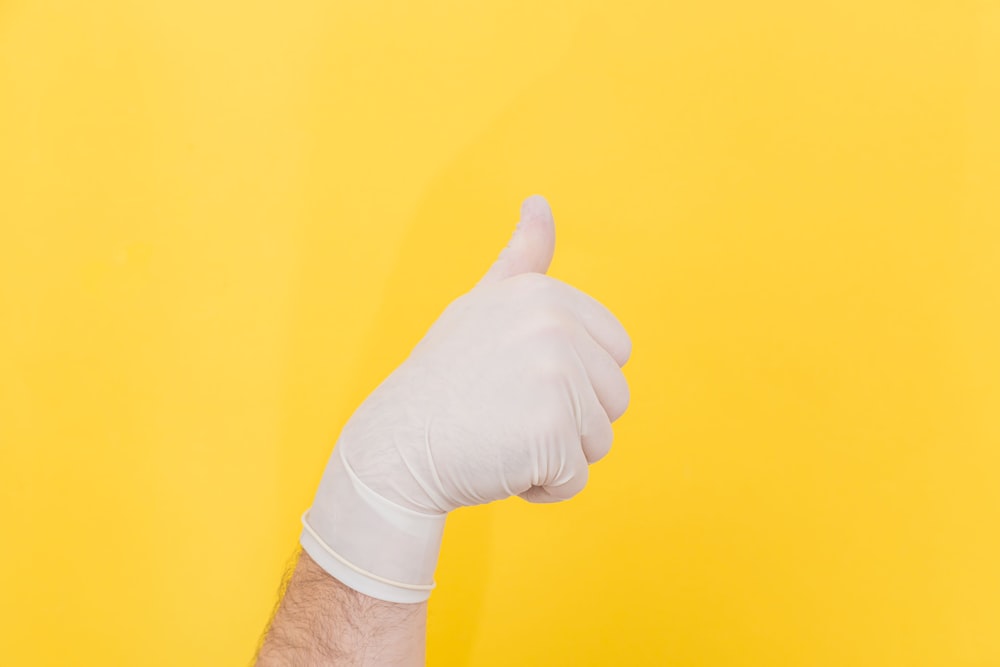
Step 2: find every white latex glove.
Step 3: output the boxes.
[301,195,631,602]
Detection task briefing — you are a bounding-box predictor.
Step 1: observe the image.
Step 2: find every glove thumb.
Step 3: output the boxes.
[478,195,556,285]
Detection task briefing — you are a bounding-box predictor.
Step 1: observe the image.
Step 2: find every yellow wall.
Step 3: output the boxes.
[2,1,998,665]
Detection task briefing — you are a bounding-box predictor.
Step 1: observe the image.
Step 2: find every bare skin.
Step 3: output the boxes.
[255,551,427,666]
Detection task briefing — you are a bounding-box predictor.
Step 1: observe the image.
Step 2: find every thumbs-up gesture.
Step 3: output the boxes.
[301,196,632,603]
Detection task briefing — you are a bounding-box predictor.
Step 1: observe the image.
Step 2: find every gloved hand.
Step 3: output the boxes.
[301,195,631,602]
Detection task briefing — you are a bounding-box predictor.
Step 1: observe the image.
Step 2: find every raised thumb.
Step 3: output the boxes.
[479,195,556,285]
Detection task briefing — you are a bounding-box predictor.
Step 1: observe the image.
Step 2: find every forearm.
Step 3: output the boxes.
[256,550,427,666]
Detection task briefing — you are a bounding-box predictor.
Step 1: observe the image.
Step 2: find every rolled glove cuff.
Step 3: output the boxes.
[300,446,446,604]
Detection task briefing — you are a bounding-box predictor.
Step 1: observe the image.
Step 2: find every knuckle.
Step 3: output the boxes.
[619,331,633,366]
[612,382,630,421]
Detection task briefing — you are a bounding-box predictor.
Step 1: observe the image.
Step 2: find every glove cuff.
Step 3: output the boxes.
[300,446,447,604]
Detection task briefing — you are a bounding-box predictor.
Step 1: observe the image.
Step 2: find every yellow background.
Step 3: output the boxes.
[2,1,998,665]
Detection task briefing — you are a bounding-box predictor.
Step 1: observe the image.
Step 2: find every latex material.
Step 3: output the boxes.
[301,195,631,601]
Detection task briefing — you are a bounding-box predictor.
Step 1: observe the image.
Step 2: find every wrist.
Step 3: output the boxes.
[301,445,447,604]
